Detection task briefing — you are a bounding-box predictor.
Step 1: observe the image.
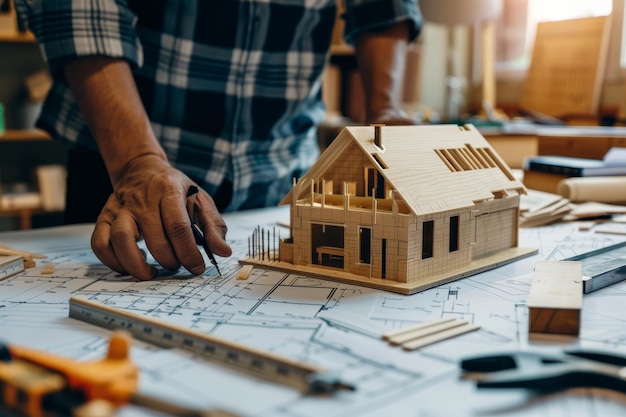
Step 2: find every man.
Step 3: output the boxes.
[15,0,421,280]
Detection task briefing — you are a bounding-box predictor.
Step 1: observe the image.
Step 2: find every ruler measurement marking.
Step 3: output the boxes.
[69,297,352,393]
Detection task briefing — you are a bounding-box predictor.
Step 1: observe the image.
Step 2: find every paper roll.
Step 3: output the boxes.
[557,177,626,203]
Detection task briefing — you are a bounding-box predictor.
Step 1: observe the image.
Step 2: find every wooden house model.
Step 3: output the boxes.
[240,124,537,294]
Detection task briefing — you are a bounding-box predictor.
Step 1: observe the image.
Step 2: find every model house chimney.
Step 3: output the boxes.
[373,124,384,147]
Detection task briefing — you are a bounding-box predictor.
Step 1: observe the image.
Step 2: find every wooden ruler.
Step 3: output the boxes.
[68,297,354,394]
[0,255,24,280]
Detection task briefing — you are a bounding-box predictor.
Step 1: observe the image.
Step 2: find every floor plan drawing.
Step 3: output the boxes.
[2,211,626,416]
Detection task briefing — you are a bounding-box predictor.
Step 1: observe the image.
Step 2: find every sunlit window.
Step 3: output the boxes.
[529,0,612,22]
[497,0,613,72]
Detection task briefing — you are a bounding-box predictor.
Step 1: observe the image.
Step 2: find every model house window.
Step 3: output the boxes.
[359,227,371,264]
[449,215,459,252]
[381,239,387,278]
[311,223,345,268]
[365,167,375,196]
[365,167,386,198]
[422,220,434,259]
[435,146,494,172]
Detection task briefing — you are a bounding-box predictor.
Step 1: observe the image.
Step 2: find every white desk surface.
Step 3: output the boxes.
[2,206,626,417]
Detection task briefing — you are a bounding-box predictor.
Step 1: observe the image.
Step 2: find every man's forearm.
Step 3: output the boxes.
[63,57,167,187]
[354,22,411,121]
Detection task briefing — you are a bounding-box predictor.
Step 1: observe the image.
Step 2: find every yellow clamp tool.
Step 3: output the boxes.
[0,331,237,417]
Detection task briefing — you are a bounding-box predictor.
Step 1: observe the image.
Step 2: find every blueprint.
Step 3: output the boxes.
[2,207,626,416]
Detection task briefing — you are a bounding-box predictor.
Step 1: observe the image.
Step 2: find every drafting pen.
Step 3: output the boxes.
[186,186,222,276]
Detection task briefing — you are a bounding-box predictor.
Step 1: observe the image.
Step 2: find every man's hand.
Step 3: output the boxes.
[63,57,231,280]
[91,154,232,280]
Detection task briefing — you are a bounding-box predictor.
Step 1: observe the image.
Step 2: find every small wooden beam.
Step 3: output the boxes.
[237,264,254,280]
[41,263,55,275]
[528,261,583,336]
[383,317,480,351]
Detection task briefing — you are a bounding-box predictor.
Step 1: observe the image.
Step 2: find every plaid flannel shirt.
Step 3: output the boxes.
[15,0,421,211]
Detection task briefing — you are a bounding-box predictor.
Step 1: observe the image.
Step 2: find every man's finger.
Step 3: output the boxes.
[141,206,181,271]
[91,219,127,274]
[193,191,232,258]
[109,211,157,280]
[160,190,206,275]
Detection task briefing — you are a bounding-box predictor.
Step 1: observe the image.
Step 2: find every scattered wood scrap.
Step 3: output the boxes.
[519,189,571,227]
[41,263,55,275]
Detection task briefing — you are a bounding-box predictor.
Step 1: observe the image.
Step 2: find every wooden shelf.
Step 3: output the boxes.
[0,129,51,142]
[0,207,62,230]
[0,32,35,43]
[0,0,35,43]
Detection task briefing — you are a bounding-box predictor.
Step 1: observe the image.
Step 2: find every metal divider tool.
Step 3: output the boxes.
[563,240,626,294]
[68,297,355,394]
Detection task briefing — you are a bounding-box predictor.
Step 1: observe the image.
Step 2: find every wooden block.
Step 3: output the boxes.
[41,263,55,275]
[237,264,253,280]
[528,261,583,336]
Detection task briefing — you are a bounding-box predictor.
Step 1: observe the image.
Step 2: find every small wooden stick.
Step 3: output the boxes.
[237,264,254,280]
[401,323,481,351]
[382,317,456,341]
[0,247,47,260]
[387,319,469,346]
[594,229,626,236]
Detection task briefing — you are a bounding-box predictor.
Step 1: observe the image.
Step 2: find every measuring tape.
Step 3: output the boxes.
[68,297,354,394]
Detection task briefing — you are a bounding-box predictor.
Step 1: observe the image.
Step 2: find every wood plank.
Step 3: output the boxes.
[0,129,51,142]
[520,16,612,118]
[528,261,583,336]
[0,32,35,42]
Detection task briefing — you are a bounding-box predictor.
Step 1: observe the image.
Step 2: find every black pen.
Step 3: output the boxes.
[186,186,222,276]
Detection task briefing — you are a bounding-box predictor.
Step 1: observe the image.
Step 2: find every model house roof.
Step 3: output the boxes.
[281,124,526,215]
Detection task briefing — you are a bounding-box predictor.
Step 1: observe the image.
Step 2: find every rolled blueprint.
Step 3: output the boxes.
[557,176,626,203]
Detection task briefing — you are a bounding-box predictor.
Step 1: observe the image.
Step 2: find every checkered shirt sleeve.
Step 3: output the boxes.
[14,0,421,211]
